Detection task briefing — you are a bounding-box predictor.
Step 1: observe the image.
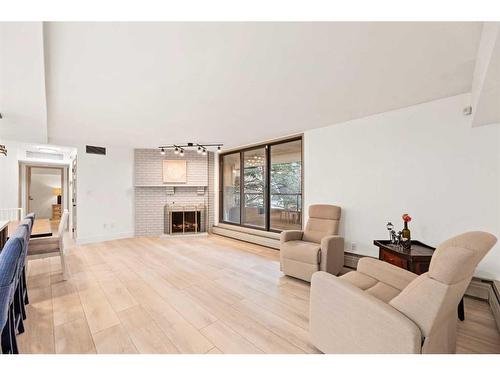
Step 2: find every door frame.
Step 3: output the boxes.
[71,156,77,240]
[20,163,67,221]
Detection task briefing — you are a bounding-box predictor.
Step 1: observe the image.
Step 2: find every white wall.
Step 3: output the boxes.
[304,94,500,280]
[75,145,134,244]
[0,141,21,210]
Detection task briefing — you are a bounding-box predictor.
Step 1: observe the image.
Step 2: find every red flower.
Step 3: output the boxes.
[402,214,412,222]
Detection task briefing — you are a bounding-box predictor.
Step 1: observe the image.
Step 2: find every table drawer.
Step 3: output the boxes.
[379,249,406,268]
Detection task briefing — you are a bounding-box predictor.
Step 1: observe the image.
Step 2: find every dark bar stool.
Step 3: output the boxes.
[22,213,35,305]
[0,235,24,354]
[18,218,34,311]
[10,225,30,333]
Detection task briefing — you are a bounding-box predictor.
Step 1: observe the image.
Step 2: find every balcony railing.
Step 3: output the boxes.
[243,192,302,211]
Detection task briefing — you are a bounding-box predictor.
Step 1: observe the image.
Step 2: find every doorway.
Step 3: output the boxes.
[27,166,64,232]
[71,157,77,239]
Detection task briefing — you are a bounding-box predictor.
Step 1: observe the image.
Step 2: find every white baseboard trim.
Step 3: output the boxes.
[76,232,134,245]
[212,225,280,249]
[215,223,280,239]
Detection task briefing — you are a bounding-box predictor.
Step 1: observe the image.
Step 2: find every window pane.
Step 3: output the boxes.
[270,140,302,230]
[222,153,240,224]
[243,148,266,228]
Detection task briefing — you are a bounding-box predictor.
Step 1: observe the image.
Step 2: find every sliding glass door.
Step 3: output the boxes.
[270,139,302,231]
[220,137,302,232]
[243,148,266,228]
[221,153,241,224]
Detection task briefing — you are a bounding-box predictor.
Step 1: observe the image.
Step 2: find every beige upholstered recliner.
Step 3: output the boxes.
[280,204,344,282]
[309,231,497,353]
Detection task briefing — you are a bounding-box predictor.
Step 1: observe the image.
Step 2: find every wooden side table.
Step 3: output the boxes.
[374,239,465,321]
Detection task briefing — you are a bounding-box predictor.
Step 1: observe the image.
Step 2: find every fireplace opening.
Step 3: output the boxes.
[184,210,201,233]
[170,210,202,234]
[171,212,184,234]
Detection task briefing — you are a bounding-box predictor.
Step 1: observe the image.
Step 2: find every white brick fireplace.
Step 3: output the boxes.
[134,148,215,237]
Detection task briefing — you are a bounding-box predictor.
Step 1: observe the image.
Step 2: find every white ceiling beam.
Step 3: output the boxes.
[471,22,500,127]
[0,22,48,143]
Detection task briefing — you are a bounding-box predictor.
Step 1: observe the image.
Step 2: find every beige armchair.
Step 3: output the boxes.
[309,231,497,353]
[280,204,344,282]
[28,210,70,280]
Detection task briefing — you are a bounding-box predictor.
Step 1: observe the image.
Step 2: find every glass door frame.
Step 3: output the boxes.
[242,145,268,230]
[218,135,303,233]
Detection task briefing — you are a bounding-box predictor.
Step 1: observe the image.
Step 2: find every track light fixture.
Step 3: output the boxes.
[158,142,223,156]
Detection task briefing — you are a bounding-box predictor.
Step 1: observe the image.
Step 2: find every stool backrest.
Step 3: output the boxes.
[0,236,23,331]
[0,236,23,287]
[25,213,35,225]
[11,225,29,272]
[20,218,33,237]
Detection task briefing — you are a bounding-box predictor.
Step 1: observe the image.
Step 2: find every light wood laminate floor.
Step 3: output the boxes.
[17,235,500,354]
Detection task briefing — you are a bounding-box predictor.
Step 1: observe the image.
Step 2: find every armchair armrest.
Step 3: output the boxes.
[310,271,422,353]
[280,230,303,243]
[357,257,418,290]
[319,235,344,275]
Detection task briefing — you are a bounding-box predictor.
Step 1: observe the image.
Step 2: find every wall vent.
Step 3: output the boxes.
[26,151,64,160]
[86,145,106,155]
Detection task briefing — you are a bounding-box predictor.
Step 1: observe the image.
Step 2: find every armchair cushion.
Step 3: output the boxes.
[340,271,402,303]
[365,282,401,303]
[340,271,377,289]
[357,257,417,290]
[303,218,338,243]
[281,240,320,264]
[339,258,418,303]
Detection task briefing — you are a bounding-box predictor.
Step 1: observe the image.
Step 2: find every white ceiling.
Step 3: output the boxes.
[0,22,47,144]
[12,22,487,148]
